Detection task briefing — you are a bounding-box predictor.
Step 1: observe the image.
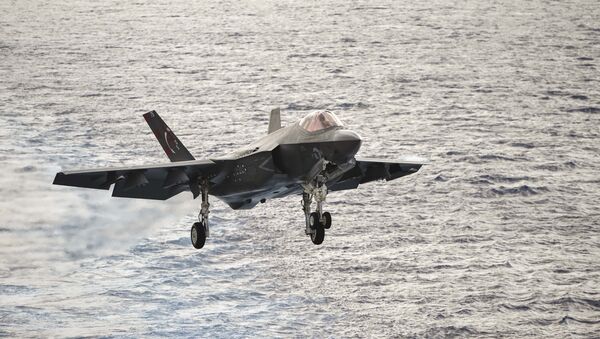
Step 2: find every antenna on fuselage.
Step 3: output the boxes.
[268,107,282,134]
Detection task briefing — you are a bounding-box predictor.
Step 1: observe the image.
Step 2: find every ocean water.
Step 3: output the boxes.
[1,0,599,337]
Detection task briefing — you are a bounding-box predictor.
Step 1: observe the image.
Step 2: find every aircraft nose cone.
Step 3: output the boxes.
[328,130,362,164]
[334,130,362,143]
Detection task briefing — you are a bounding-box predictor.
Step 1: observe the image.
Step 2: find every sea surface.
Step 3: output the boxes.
[1,0,599,337]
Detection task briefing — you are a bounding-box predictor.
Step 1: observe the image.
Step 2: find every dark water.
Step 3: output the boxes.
[1,0,599,337]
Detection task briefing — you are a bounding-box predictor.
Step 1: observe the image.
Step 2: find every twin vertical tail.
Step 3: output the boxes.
[268,107,281,134]
[143,110,195,162]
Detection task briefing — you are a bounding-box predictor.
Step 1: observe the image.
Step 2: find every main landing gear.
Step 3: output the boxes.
[302,173,332,245]
[191,180,210,249]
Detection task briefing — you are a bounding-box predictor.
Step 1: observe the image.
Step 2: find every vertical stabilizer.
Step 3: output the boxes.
[143,110,195,162]
[268,107,281,134]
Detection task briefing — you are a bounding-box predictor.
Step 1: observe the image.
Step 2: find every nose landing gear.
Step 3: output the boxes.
[302,173,332,245]
[191,179,210,249]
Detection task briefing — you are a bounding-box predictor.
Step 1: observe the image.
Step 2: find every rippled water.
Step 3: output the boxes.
[1,0,599,337]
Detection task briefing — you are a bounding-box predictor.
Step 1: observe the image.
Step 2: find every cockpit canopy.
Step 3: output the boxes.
[299,111,344,132]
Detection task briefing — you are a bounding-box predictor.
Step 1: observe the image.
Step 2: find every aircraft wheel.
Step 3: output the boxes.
[191,222,206,249]
[309,212,320,230]
[322,212,332,229]
[311,223,325,245]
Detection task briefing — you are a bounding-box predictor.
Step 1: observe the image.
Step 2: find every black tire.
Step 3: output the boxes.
[191,222,206,249]
[311,224,325,245]
[309,212,320,230]
[322,212,332,229]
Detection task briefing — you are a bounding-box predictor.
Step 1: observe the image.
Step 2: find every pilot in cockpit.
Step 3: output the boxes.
[318,112,332,129]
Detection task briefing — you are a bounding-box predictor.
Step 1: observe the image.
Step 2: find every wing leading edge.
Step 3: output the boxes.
[53,159,218,200]
[329,157,425,192]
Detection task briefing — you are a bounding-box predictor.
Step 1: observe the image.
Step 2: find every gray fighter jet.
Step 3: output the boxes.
[53,109,424,249]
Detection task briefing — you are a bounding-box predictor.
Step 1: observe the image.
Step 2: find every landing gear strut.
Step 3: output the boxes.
[191,179,210,249]
[302,172,332,245]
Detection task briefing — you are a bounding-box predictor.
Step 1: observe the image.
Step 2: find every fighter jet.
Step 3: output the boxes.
[53,109,424,249]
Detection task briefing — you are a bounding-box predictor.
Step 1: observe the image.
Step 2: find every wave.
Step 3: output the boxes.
[285,102,329,111]
[473,174,535,184]
[335,102,369,109]
[489,185,549,196]
[558,315,600,324]
[419,325,485,337]
[549,296,600,311]
[566,107,600,113]
[456,154,529,164]
[534,161,579,171]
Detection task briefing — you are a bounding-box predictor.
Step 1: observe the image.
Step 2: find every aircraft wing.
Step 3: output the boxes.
[328,157,425,192]
[53,159,219,200]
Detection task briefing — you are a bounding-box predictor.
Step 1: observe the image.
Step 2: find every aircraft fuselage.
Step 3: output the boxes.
[209,123,361,209]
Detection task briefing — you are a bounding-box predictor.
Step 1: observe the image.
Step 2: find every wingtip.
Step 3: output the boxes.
[402,156,429,165]
[52,172,65,185]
